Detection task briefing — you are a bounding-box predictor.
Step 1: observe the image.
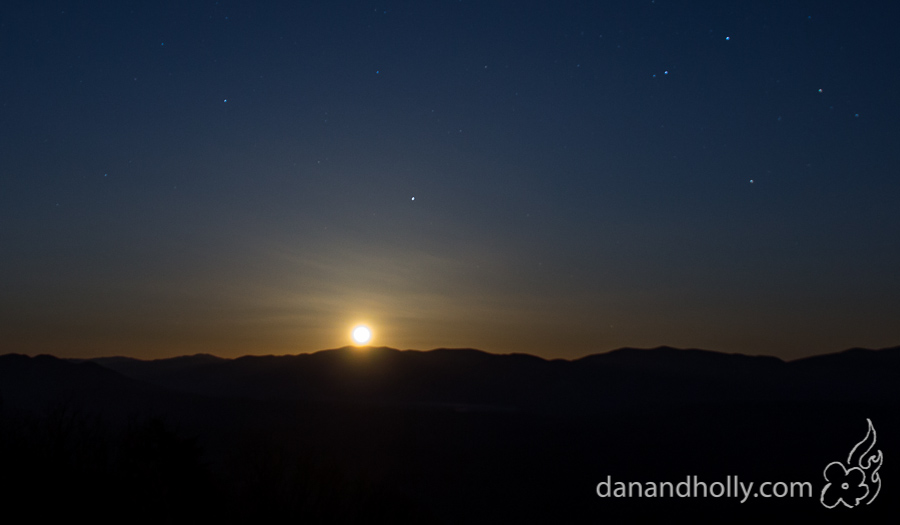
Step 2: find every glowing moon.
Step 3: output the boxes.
[351,325,372,345]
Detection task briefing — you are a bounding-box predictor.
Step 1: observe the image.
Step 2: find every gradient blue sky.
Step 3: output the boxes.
[2,1,898,359]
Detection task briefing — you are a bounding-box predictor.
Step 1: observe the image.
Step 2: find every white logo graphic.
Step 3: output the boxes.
[820,419,883,509]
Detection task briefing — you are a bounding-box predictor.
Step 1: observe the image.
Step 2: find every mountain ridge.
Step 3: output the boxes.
[2,346,898,523]
[0,344,888,413]
[64,343,900,365]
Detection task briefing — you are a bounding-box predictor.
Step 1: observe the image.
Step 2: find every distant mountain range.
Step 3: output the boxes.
[2,345,897,414]
[2,345,898,523]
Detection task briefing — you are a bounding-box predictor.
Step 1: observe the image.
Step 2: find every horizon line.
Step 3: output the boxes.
[15,343,900,364]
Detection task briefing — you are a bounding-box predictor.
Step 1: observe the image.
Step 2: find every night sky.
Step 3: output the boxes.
[2,1,898,360]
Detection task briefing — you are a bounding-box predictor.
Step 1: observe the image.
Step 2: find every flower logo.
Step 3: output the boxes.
[820,419,883,509]
[821,462,869,508]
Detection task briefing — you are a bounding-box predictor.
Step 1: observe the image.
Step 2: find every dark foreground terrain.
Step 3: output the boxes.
[1,346,897,523]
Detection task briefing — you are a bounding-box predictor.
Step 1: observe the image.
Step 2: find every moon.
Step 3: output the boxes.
[351,325,372,345]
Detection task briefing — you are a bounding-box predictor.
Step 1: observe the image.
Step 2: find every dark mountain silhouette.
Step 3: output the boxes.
[56,345,900,411]
[0,353,167,413]
[2,345,898,524]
